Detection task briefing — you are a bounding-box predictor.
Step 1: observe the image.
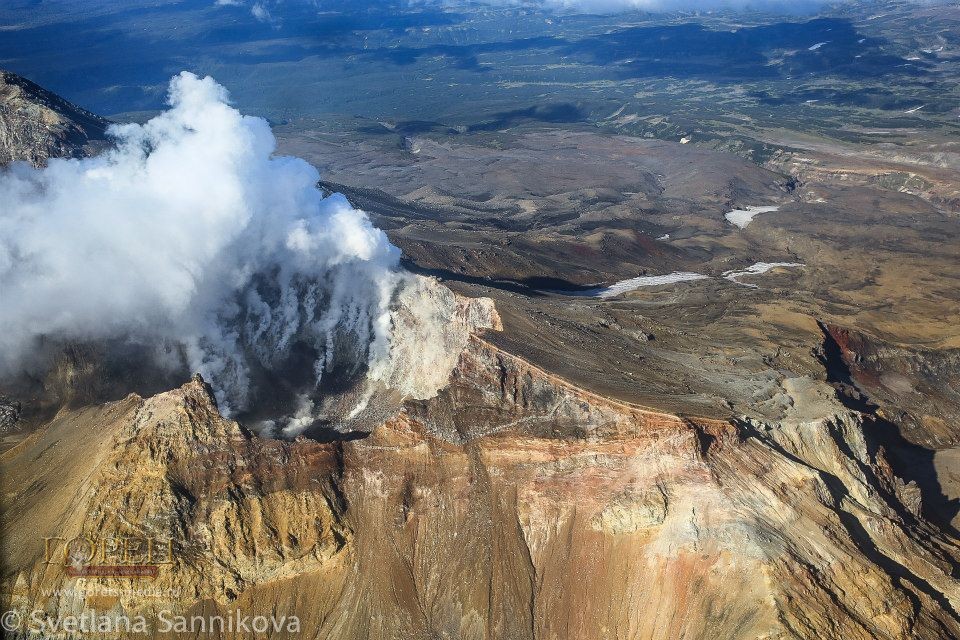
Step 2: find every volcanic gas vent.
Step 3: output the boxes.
[0,72,417,427]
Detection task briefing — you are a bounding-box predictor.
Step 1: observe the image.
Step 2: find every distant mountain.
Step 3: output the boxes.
[0,69,110,166]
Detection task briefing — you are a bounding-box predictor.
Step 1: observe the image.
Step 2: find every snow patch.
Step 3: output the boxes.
[725,205,780,229]
[570,272,709,299]
[723,262,803,287]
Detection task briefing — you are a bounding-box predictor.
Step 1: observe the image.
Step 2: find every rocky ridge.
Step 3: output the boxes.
[0,69,110,166]
[3,331,960,639]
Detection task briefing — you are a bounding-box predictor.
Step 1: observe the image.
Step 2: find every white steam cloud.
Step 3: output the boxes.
[0,72,402,417]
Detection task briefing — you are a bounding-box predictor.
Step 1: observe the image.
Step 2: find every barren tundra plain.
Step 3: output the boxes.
[3,0,960,638]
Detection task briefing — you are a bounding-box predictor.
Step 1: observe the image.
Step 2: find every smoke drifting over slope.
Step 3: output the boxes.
[0,72,402,417]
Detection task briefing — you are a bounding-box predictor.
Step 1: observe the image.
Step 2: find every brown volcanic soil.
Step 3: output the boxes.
[280,129,795,285]
[5,351,960,640]
[277,126,960,433]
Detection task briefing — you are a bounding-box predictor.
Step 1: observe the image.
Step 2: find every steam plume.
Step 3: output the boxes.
[0,72,402,417]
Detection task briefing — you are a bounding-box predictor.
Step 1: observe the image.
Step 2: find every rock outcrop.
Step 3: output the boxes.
[3,336,959,639]
[819,322,960,449]
[0,69,110,167]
